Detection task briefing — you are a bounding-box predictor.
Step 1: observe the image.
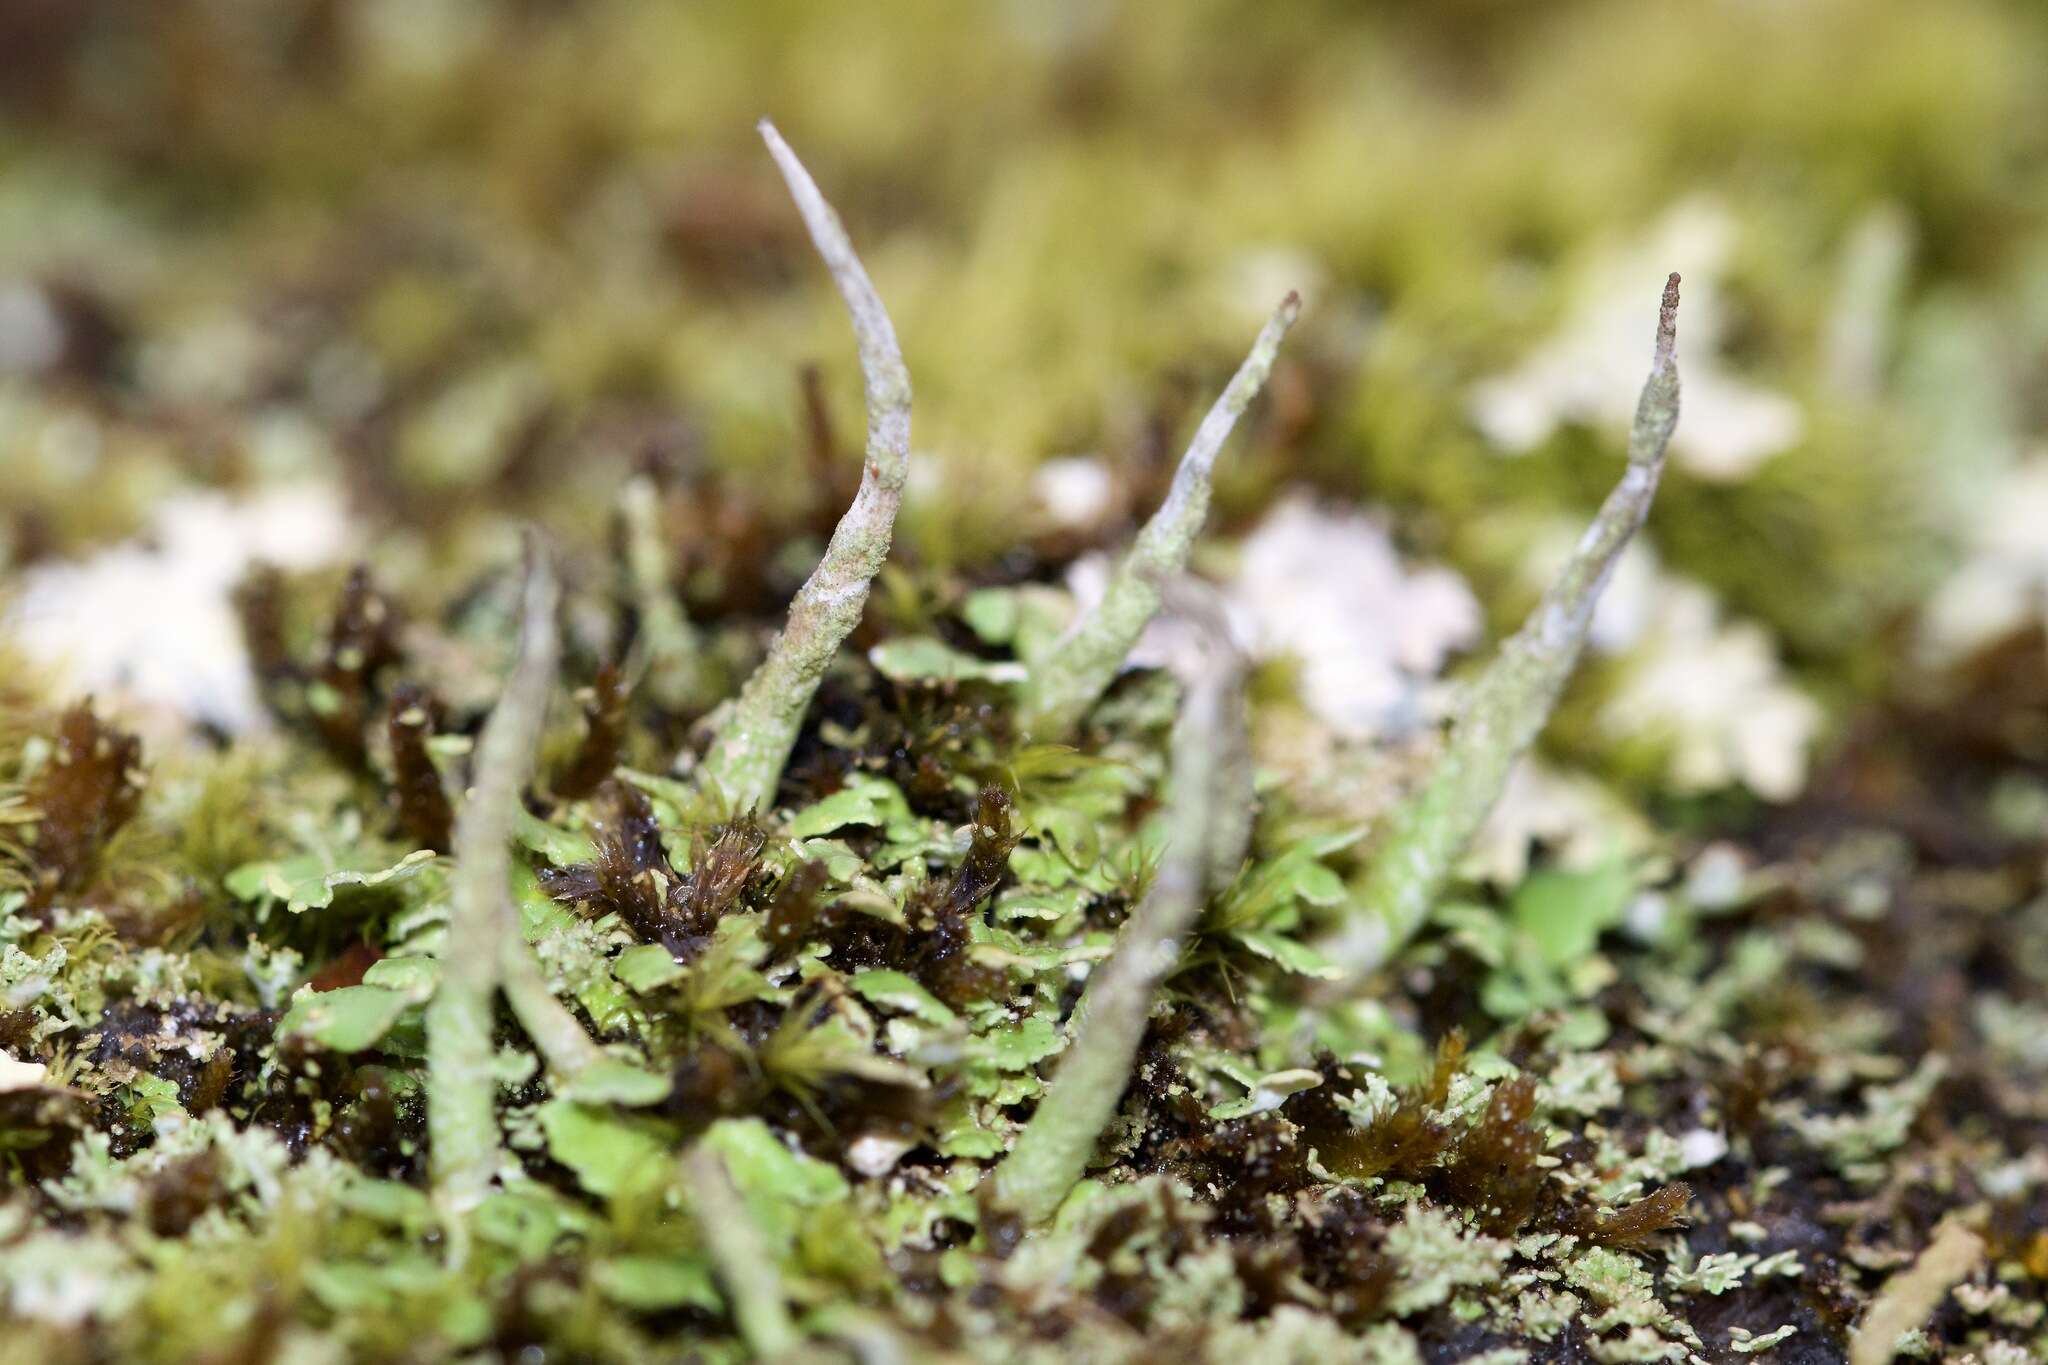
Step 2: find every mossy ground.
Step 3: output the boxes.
[3,3,2048,1363]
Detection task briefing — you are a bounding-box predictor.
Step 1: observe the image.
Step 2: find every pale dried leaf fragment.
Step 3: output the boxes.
[1849,1219,1985,1365]
[698,121,912,813]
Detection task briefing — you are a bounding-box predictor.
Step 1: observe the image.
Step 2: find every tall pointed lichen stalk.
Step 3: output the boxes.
[1328,274,1683,982]
[682,1143,798,1358]
[1163,578,1257,888]
[428,537,563,1219]
[618,473,712,710]
[697,121,911,813]
[429,536,625,1235]
[999,622,1247,1224]
[1018,292,1300,739]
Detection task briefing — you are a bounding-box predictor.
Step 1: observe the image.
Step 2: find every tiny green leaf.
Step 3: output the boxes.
[279,985,413,1053]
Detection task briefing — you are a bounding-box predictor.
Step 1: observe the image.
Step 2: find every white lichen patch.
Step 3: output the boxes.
[1917,448,2048,665]
[1470,197,1802,482]
[1596,561,1821,802]
[7,483,352,735]
[1067,491,1481,739]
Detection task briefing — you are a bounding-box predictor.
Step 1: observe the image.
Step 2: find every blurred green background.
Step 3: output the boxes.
[2,0,2045,791]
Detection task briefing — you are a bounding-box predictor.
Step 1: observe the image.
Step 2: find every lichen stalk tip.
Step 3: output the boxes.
[698,122,913,813]
[1327,275,1681,982]
[1020,291,1300,738]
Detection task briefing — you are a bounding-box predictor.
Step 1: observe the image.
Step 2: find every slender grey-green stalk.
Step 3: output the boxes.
[1163,579,1256,889]
[1018,292,1299,739]
[998,627,1247,1224]
[698,121,911,813]
[500,938,607,1080]
[428,536,563,1220]
[1327,274,1682,983]
[618,474,713,710]
[683,1143,799,1358]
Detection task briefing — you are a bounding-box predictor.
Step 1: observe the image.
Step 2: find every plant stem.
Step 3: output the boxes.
[682,1143,799,1358]
[618,474,712,711]
[499,938,606,1080]
[1019,292,1299,739]
[698,121,911,814]
[427,534,562,1222]
[999,626,1246,1224]
[1328,274,1682,982]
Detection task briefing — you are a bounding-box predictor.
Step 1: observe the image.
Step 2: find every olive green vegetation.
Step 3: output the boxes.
[4,2,2048,1363]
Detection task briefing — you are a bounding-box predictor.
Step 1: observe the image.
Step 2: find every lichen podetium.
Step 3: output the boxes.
[696,122,913,815]
[999,615,1248,1223]
[426,536,565,1228]
[1019,293,1301,740]
[1326,274,1683,984]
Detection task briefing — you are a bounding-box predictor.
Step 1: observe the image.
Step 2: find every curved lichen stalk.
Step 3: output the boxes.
[1327,274,1683,982]
[428,536,565,1222]
[999,620,1247,1224]
[681,1144,798,1358]
[1019,292,1300,739]
[429,537,646,1239]
[697,121,912,813]
[618,474,713,710]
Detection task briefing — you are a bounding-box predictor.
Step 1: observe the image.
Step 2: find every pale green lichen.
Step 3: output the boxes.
[1018,292,1300,739]
[1382,1204,1511,1316]
[1329,275,1682,982]
[998,625,1246,1224]
[681,1142,798,1359]
[426,537,565,1223]
[698,121,913,814]
[617,474,714,711]
[426,539,651,1230]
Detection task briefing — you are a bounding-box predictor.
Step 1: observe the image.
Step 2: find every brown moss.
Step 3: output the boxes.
[552,660,631,801]
[187,1046,237,1116]
[385,683,453,851]
[1284,1191,1396,1328]
[762,859,831,959]
[331,1069,424,1180]
[1435,1075,1548,1236]
[676,817,767,928]
[540,779,766,957]
[659,1042,762,1129]
[231,566,295,691]
[1574,1182,1692,1250]
[913,786,1019,1008]
[540,778,679,947]
[0,1083,87,1182]
[308,939,383,992]
[24,701,145,916]
[310,566,404,770]
[0,1007,33,1050]
[748,784,1019,1005]
[1300,1035,1464,1183]
[145,1149,224,1237]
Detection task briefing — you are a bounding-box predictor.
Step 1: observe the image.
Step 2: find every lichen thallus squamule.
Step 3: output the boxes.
[425,119,1681,1272]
